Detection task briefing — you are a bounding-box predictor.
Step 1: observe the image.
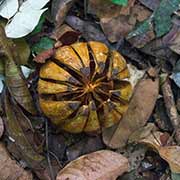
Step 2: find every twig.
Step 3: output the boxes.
[49,151,63,169]
[162,78,180,144]
[45,120,55,180]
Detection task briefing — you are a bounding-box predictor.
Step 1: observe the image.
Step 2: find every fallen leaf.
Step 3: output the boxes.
[0,0,18,19]
[172,72,180,88]
[0,38,31,71]
[111,0,128,6]
[141,38,177,61]
[33,48,54,63]
[51,0,77,27]
[87,0,122,19]
[0,25,36,114]
[87,0,146,43]
[127,63,145,87]
[56,150,129,180]
[127,17,153,40]
[100,15,136,43]
[5,0,50,38]
[51,24,81,45]
[116,144,147,171]
[171,172,180,180]
[3,90,45,168]
[103,69,159,149]
[0,142,33,180]
[154,0,180,37]
[119,0,135,15]
[31,14,46,35]
[21,65,34,78]
[66,136,104,162]
[139,131,166,151]
[0,74,4,93]
[65,16,110,45]
[139,0,160,11]
[163,18,180,55]
[159,146,180,173]
[127,15,155,48]
[128,123,157,144]
[171,60,180,87]
[31,37,55,54]
[128,0,180,44]
[0,116,4,138]
[13,38,31,65]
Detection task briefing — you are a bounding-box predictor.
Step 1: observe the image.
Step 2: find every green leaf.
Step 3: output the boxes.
[171,172,180,180]
[154,0,180,37]
[128,0,180,41]
[31,14,46,35]
[127,17,153,39]
[111,0,128,6]
[31,37,55,54]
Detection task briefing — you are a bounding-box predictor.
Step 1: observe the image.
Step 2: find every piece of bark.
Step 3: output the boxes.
[103,68,159,149]
[0,142,33,180]
[56,150,128,180]
[162,78,180,144]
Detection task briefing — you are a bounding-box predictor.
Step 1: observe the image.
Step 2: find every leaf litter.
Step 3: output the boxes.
[0,0,180,179]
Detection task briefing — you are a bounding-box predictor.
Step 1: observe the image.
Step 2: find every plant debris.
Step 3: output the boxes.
[56,150,129,180]
[103,68,159,149]
[0,0,180,179]
[0,142,33,180]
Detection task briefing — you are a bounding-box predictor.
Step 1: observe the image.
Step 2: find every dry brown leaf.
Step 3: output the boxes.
[120,0,136,15]
[51,24,80,42]
[0,143,33,180]
[135,130,180,173]
[139,131,165,151]
[51,0,77,27]
[128,123,157,144]
[0,116,4,138]
[103,69,159,149]
[159,146,180,173]
[88,0,151,42]
[56,150,129,180]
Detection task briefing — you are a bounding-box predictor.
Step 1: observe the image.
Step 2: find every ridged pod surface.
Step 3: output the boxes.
[38,41,132,133]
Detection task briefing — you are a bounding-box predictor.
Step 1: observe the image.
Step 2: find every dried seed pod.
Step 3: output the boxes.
[38,41,132,133]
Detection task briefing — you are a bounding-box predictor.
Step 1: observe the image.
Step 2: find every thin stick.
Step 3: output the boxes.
[45,120,55,180]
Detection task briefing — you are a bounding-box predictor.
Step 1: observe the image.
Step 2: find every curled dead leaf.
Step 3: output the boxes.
[159,146,180,173]
[139,131,165,151]
[103,69,159,149]
[56,150,129,180]
[0,143,33,180]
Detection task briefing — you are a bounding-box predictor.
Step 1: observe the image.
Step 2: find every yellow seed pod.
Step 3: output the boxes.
[38,41,132,133]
